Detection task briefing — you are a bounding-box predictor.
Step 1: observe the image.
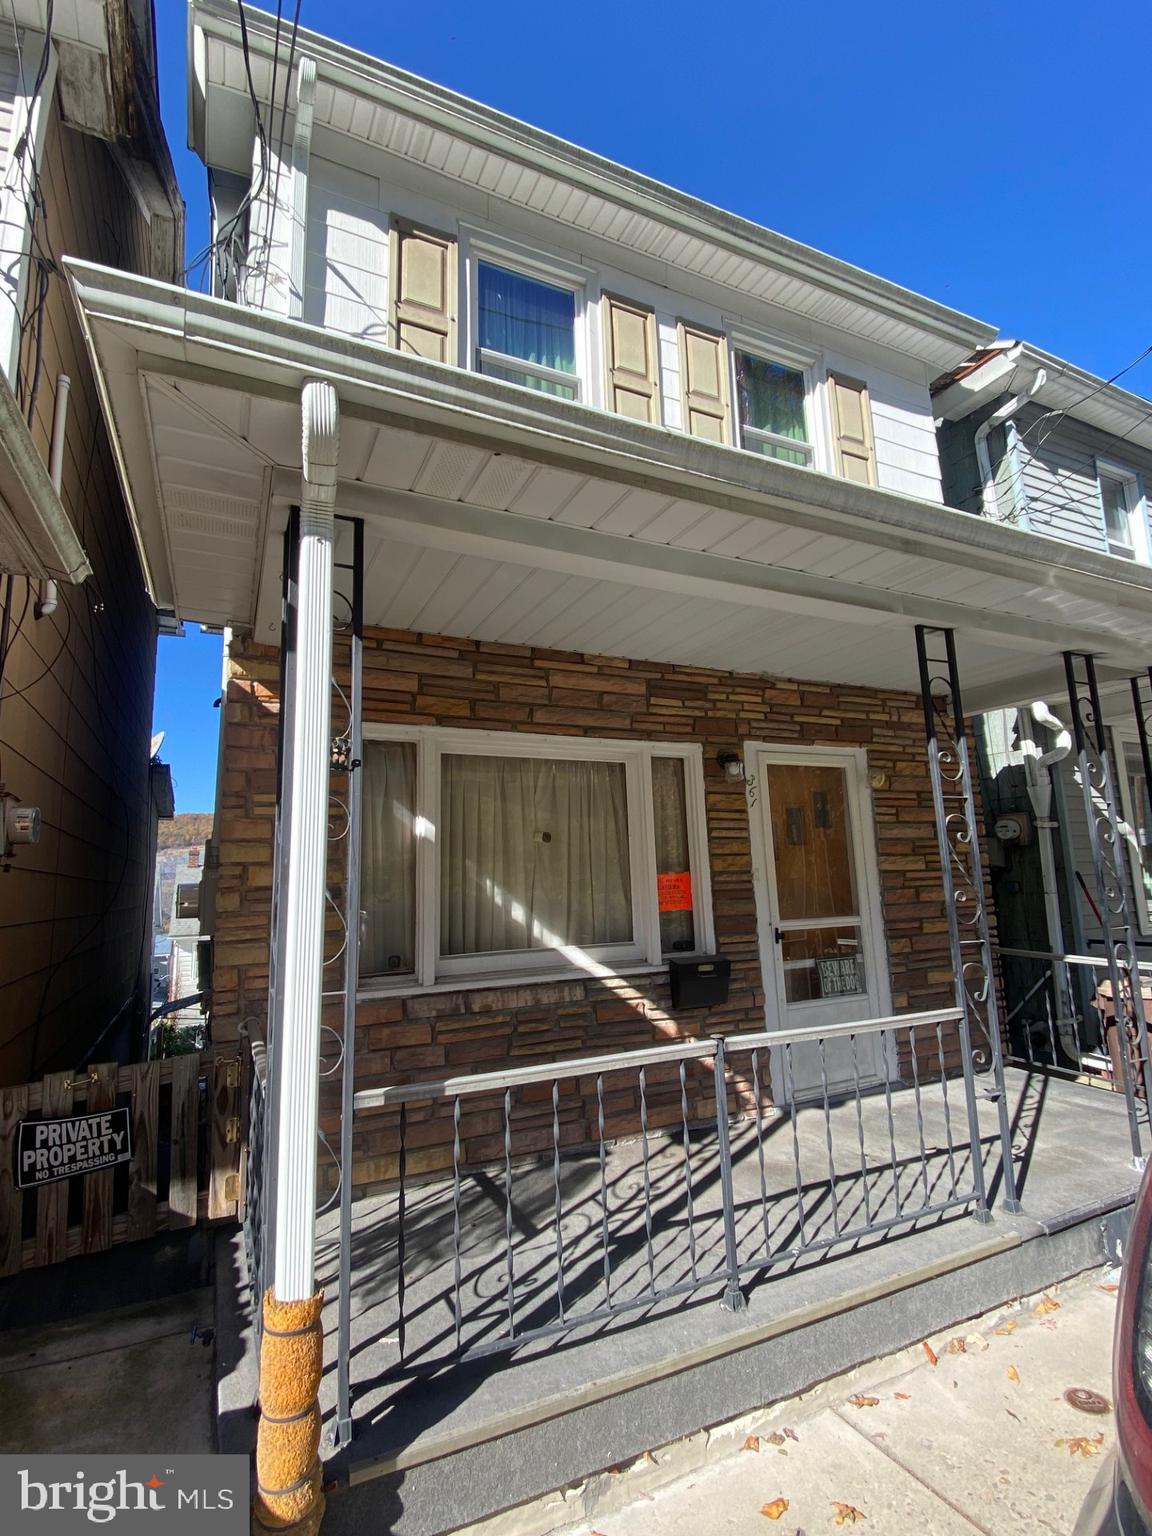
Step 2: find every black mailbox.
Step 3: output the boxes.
[668,955,731,1009]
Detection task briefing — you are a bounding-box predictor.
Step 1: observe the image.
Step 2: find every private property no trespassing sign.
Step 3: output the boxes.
[15,1109,132,1189]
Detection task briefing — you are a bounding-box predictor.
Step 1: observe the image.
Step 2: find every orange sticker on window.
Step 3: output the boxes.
[657,871,693,912]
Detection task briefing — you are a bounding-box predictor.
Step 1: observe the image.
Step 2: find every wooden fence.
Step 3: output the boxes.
[0,1050,244,1274]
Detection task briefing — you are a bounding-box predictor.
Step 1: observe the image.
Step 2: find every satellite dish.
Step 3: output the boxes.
[150,731,166,759]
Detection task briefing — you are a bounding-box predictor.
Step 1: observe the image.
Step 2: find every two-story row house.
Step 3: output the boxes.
[66,3,1152,1527]
[935,345,1152,1075]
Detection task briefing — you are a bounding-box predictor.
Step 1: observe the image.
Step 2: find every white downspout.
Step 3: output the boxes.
[271,377,339,1304]
[1019,700,1075,1041]
[975,361,1046,522]
[288,57,315,321]
[35,372,70,619]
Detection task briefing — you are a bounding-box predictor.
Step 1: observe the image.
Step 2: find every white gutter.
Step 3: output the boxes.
[62,259,1152,620]
[190,0,995,361]
[973,354,1045,522]
[35,373,72,618]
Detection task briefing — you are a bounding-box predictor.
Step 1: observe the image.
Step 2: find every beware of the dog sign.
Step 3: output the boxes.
[15,1108,132,1189]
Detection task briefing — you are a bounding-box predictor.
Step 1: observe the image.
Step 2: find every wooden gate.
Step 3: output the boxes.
[0,1050,244,1274]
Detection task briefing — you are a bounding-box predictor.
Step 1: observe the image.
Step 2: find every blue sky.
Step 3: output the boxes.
[151,0,1152,813]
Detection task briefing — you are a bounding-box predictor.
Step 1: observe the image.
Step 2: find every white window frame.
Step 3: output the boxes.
[1096,458,1149,562]
[358,724,714,995]
[460,228,595,405]
[727,326,821,469]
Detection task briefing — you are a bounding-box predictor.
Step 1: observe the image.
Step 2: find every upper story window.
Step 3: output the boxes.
[1098,462,1148,562]
[476,261,580,400]
[734,351,813,466]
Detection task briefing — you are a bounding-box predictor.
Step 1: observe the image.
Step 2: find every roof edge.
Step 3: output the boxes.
[190,0,997,359]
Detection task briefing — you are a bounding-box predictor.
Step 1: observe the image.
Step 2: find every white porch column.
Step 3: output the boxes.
[272,378,340,1303]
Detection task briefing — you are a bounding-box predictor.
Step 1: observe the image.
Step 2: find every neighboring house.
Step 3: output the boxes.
[934,345,1152,1061]
[67,4,1152,1519]
[153,825,213,1030]
[0,0,182,1084]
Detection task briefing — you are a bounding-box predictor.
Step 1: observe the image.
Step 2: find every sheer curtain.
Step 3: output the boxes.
[440,754,632,957]
[477,261,577,397]
[360,741,417,976]
[736,352,808,464]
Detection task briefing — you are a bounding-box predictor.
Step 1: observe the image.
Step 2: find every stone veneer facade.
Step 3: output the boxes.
[213,629,962,1195]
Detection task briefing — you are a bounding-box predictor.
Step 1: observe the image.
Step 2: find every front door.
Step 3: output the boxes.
[749,746,890,1099]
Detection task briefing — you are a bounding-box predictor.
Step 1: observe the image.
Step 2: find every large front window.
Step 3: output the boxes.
[359,730,712,987]
[734,350,813,465]
[476,261,579,399]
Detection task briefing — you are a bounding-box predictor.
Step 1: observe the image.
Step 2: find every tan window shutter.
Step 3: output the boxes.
[678,322,731,442]
[389,221,457,363]
[603,294,660,423]
[828,373,877,485]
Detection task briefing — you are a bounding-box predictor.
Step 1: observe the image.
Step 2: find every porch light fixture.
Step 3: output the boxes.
[717,751,745,783]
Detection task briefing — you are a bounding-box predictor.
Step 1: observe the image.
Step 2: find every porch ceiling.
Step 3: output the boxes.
[69,261,1152,709]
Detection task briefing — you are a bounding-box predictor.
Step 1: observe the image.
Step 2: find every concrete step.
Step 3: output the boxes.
[309,1188,1132,1535]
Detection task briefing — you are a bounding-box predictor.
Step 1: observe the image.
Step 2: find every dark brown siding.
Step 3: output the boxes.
[0,107,158,1083]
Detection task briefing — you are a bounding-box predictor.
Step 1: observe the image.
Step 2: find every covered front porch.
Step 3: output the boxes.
[66,258,1152,1529]
[214,1060,1141,1534]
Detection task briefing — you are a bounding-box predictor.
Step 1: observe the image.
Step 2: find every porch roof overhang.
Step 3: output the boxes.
[68,258,1152,712]
[0,366,90,583]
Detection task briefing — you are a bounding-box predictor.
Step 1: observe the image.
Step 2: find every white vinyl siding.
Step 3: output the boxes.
[1000,403,1152,556]
[303,158,389,340]
[296,177,947,498]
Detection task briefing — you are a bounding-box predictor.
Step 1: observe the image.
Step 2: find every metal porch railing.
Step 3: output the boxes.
[244,1036,270,1328]
[995,944,1152,1160]
[345,1005,990,1398]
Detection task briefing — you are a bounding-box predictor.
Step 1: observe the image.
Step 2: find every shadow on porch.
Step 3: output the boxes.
[312,1062,1141,1503]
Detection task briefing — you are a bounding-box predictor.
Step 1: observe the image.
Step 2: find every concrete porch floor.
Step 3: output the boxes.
[216,1067,1144,1535]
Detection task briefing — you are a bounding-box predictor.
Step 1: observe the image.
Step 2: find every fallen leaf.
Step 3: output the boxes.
[922,1341,938,1366]
[766,1431,786,1446]
[784,1427,799,1442]
[847,1394,880,1408]
[1062,1433,1105,1459]
[1034,1295,1062,1318]
[1100,1283,1120,1295]
[742,1435,760,1452]
[760,1498,790,1521]
[1007,1365,1020,1384]
[946,1337,967,1355]
[832,1502,867,1525]
[994,1320,1018,1336]
[894,1392,911,1401]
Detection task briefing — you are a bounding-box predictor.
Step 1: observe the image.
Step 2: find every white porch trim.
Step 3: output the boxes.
[271,377,338,1303]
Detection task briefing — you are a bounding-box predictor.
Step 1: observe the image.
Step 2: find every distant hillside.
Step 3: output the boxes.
[158,812,214,851]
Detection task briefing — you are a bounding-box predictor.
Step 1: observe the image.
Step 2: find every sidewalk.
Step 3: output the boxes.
[0,1231,218,1459]
[547,1267,1117,1536]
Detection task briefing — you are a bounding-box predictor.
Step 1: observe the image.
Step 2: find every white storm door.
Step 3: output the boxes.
[750,747,890,1099]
